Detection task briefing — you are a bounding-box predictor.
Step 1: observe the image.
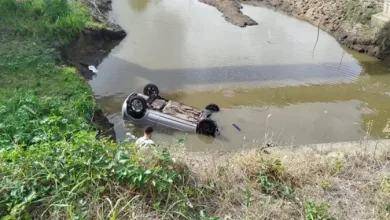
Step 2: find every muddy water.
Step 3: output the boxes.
[90,0,390,151]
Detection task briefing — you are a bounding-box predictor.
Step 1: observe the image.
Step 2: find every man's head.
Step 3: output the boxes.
[144,126,153,138]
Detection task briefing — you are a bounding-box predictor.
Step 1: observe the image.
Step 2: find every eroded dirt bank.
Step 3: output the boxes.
[61,0,127,140]
[200,0,390,59]
[200,0,258,26]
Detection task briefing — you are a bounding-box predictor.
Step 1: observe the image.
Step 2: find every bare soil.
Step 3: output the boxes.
[200,0,390,59]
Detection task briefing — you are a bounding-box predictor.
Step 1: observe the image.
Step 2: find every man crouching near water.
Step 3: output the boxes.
[135,126,155,149]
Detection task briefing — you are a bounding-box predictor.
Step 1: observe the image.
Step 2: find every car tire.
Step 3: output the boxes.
[196,118,217,136]
[127,96,147,119]
[205,103,220,112]
[143,83,159,96]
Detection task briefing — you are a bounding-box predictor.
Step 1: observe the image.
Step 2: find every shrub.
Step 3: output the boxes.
[343,0,381,24]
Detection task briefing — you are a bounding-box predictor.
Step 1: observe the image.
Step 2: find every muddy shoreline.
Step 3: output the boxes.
[200,0,258,27]
[200,0,390,59]
[60,0,126,140]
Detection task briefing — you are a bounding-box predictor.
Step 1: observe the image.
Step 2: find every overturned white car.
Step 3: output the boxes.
[122,84,220,136]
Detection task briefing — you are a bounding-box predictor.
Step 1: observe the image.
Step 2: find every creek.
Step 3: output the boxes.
[89,0,390,151]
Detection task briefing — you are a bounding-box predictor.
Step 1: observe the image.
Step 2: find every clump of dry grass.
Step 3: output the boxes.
[271,140,390,219]
[185,148,303,219]
[174,140,390,219]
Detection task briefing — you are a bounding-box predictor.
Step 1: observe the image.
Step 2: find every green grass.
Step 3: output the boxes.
[0,0,89,43]
[0,36,92,101]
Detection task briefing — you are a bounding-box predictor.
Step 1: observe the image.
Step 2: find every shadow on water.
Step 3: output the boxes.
[91,56,366,96]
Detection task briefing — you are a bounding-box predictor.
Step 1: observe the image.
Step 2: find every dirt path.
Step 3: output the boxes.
[200,0,390,59]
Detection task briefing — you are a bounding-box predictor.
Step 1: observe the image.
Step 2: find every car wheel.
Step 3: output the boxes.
[143,83,159,96]
[205,103,220,112]
[196,119,217,136]
[127,96,147,119]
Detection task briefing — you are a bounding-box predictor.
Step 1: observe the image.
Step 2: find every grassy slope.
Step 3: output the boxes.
[1,0,390,219]
[0,0,93,102]
[0,0,112,218]
[0,1,215,219]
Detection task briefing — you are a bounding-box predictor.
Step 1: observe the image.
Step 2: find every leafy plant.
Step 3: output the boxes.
[257,172,295,198]
[256,157,295,198]
[305,200,336,220]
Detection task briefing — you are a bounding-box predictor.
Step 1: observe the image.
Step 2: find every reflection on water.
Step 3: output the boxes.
[128,0,149,12]
[128,0,161,12]
[90,0,390,151]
